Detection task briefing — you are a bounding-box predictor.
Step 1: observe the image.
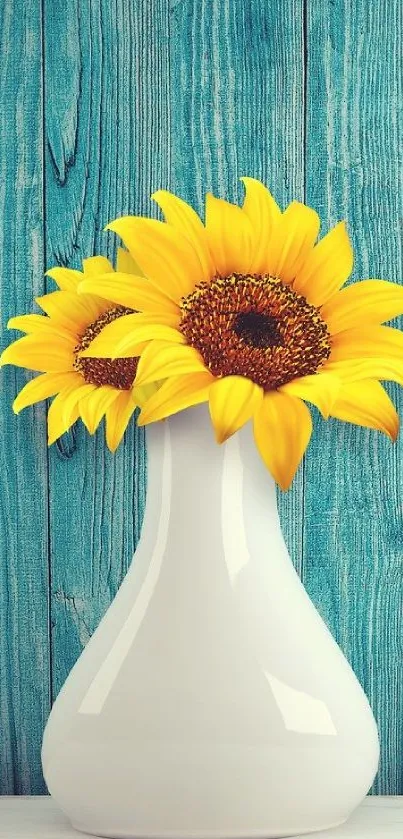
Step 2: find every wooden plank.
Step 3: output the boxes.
[0,1,50,793]
[43,0,170,697]
[304,0,403,793]
[169,0,306,571]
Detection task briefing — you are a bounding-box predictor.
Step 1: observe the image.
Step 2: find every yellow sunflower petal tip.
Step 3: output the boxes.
[0,346,11,366]
[104,219,121,233]
[151,189,165,202]
[47,428,58,447]
[105,218,123,234]
[389,417,399,442]
[239,175,258,186]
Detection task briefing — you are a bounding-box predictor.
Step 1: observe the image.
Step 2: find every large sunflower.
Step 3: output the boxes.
[1,253,151,451]
[78,179,403,488]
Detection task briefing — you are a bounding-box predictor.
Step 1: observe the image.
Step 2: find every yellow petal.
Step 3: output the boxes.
[45,267,83,292]
[78,385,120,435]
[280,372,341,418]
[322,279,403,334]
[35,290,106,334]
[48,401,80,445]
[13,371,80,413]
[82,256,114,276]
[138,372,214,425]
[48,381,97,444]
[253,391,312,490]
[209,375,263,443]
[132,381,159,409]
[135,341,206,386]
[8,314,74,342]
[78,273,180,315]
[152,190,215,280]
[266,201,320,284]
[116,247,144,275]
[293,221,353,306]
[8,314,45,333]
[60,383,98,426]
[105,390,137,451]
[330,325,403,364]
[80,314,183,359]
[1,335,75,372]
[325,357,403,386]
[107,217,204,301]
[240,177,281,273]
[330,380,399,441]
[205,193,254,275]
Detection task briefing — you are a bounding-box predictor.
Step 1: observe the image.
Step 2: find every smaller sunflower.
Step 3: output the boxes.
[77,179,403,489]
[1,252,152,450]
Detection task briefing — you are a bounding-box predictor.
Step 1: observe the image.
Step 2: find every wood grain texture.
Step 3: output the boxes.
[0,0,50,793]
[0,0,402,795]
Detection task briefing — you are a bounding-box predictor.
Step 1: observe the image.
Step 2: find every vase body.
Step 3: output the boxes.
[42,404,379,838]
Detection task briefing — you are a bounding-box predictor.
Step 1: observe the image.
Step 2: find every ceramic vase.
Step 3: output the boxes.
[42,404,379,838]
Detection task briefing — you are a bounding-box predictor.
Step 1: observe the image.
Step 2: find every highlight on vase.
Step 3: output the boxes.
[76,177,403,489]
[0,253,156,451]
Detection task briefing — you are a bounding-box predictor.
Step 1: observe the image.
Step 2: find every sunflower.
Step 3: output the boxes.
[77,179,403,488]
[1,252,151,451]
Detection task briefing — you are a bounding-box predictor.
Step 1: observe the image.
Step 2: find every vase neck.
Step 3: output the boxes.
[141,404,285,582]
[145,402,279,514]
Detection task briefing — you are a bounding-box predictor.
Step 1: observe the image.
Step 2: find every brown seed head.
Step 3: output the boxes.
[74,305,138,390]
[179,274,331,390]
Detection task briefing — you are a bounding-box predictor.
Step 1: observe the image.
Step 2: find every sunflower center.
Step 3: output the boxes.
[74,305,138,390]
[233,311,282,348]
[179,274,331,391]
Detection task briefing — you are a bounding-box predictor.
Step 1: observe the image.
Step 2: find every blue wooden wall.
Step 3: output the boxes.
[0,0,402,795]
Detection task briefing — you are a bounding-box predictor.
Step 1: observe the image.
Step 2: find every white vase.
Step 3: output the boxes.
[42,404,379,839]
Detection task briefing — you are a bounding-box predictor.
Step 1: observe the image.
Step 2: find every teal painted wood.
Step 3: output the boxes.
[0,1,50,793]
[304,0,403,794]
[0,0,402,797]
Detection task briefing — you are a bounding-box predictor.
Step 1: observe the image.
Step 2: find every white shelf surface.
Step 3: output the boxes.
[0,796,402,838]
